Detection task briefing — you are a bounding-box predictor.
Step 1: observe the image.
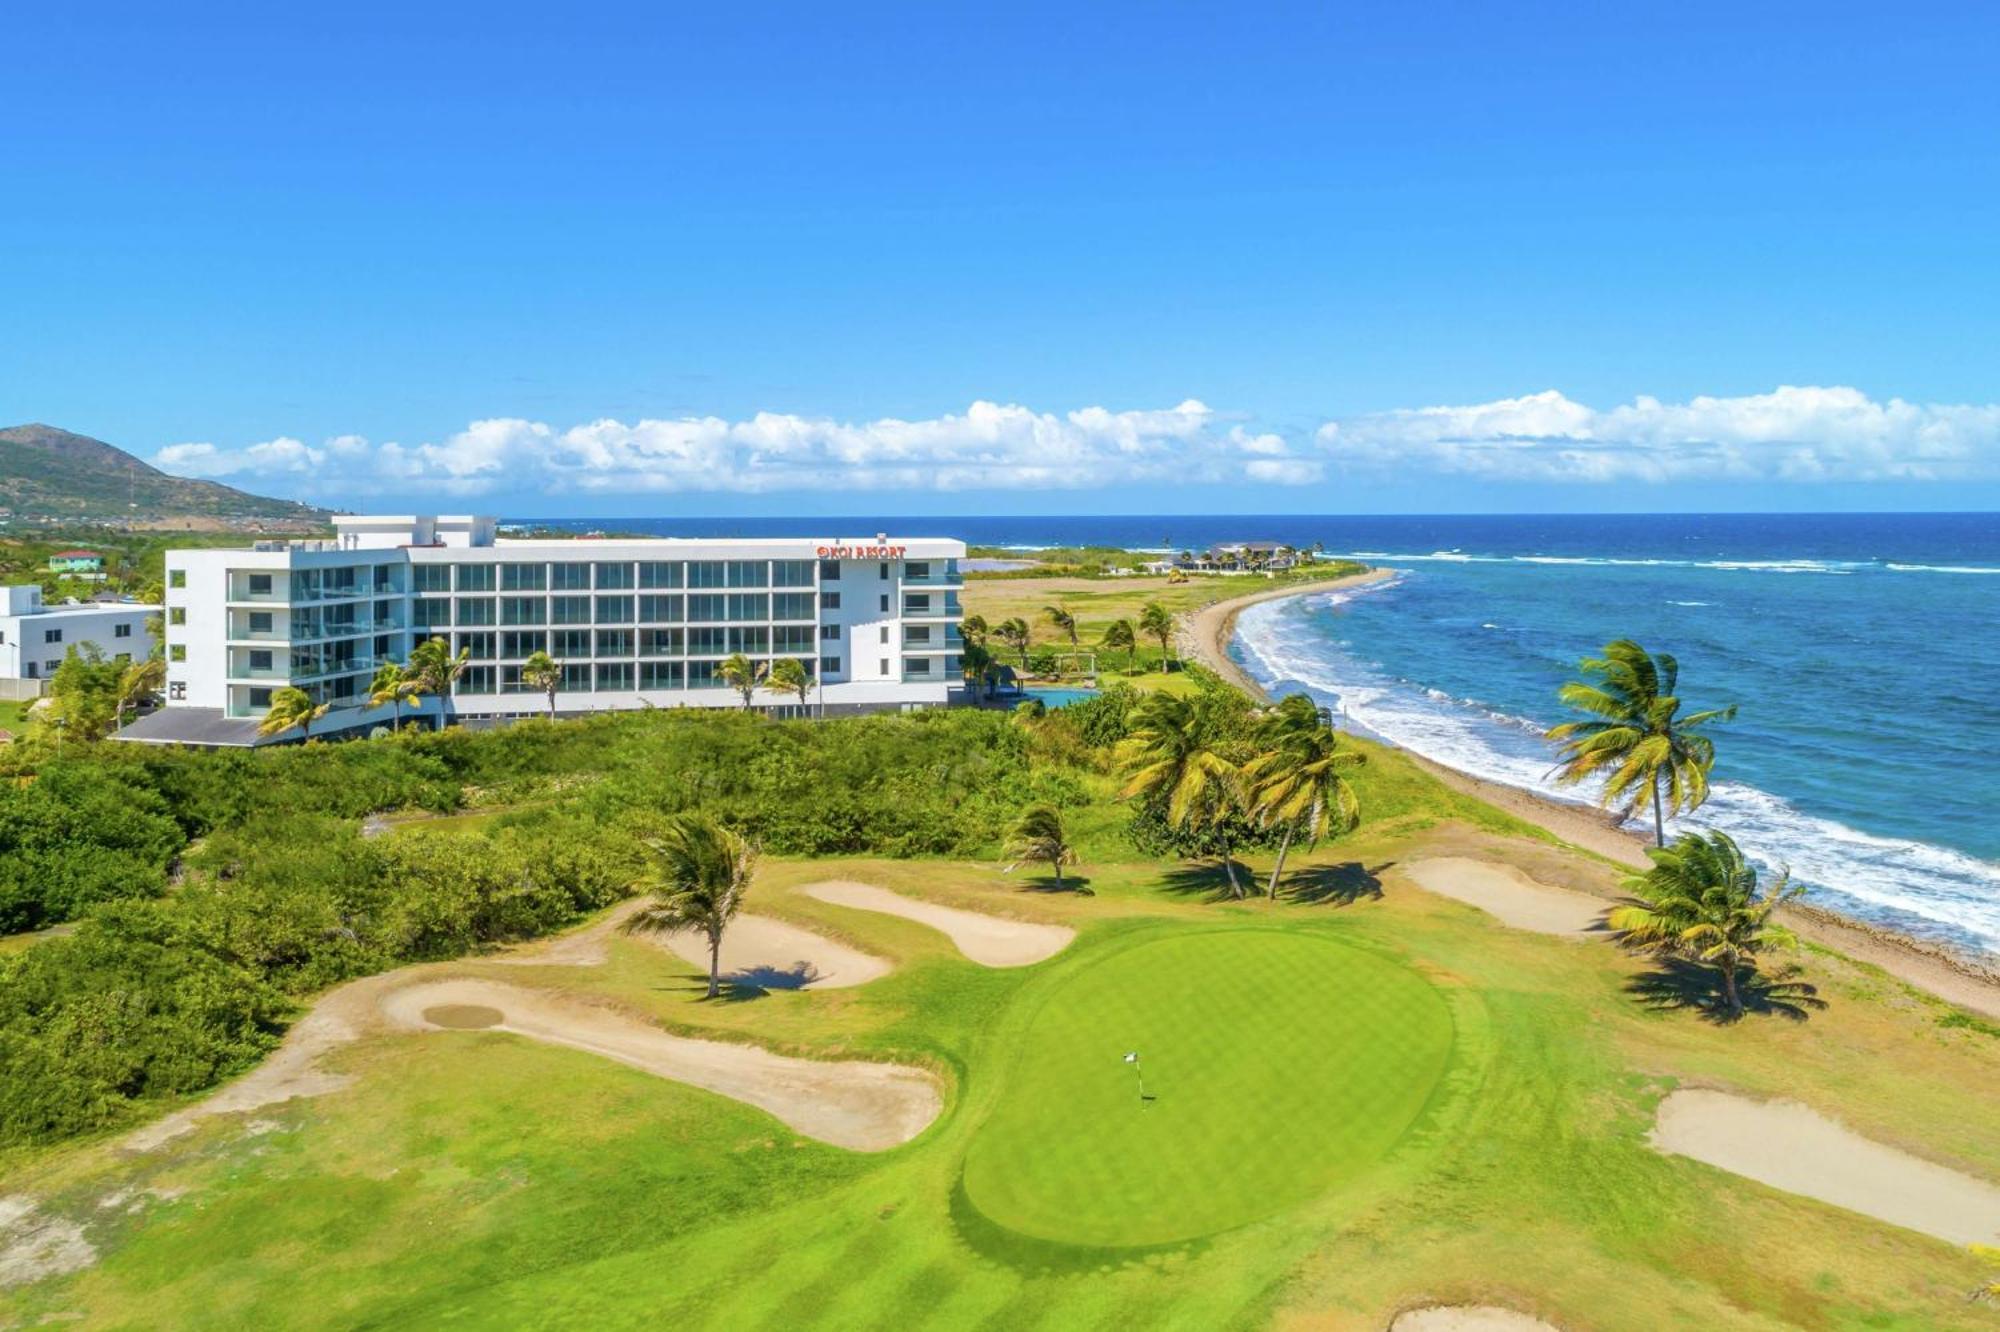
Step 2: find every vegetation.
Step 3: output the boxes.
[1138,600,1175,668]
[257,685,329,740]
[1100,617,1136,671]
[1547,638,1735,845]
[1117,692,1251,898]
[521,650,562,720]
[764,657,810,709]
[718,652,761,709]
[622,813,757,998]
[1003,803,1080,892]
[0,422,325,524]
[1243,694,1363,898]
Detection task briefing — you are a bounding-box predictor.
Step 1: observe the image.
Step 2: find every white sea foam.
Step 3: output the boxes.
[1327,551,1997,576]
[1667,600,1711,606]
[1232,594,2000,954]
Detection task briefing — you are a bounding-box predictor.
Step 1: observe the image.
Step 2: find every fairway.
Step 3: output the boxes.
[961,929,1456,1248]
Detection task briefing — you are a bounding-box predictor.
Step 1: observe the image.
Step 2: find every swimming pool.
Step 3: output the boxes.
[1024,687,1100,709]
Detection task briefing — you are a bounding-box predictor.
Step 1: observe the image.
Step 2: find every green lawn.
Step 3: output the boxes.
[963,928,1454,1247]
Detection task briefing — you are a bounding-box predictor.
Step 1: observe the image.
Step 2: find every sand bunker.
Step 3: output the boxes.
[380,979,941,1151]
[1401,859,1607,938]
[1652,1089,2000,1247]
[644,914,893,990]
[1390,1308,1558,1332]
[802,880,1074,967]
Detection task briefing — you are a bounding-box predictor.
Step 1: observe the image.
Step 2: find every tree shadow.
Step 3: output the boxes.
[1017,873,1095,896]
[1283,861,1393,907]
[1159,860,1254,903]
[1624,957,1827,1025]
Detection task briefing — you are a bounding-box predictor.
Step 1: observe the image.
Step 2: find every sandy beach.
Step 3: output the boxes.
[1185,571,2000,1022]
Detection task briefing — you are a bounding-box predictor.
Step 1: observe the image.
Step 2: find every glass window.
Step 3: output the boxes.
[822,591,841,610]
[249,686,272,707]
[726,560,767,588]
[727,626,769,654]
[820,624,841,641]
[455,563,496,592]
[817,559,840,581]
[594,595,634,623]
[560,662,592,691]
[501,563,546,591]
[687,659,722,688]
[906,625,932,644]
[686,627,727,655]
[115,623,133,638]
[594,562,634,590]
[554,629,591,658]
[413,565,451,593]
[551,596,591,625]
[774,625,814,653]
[880,594,890,613]
[595,661,634,691]
[772,560,814,587]
[640,660,684,690]
[459,665,496,695]
[249,649,273,671]
[501,631,546,659]
[687,561,727,589]
[456,632,496,661]
[456,597,496,626]
[594,629,633,657]
[904,657,933,675]
[820,655,840,674]
[500,665,530,694]
[687,594,725,623]
[726,593,769,621]
[879,562,890,580]
[907,561,930,579]
[640,627,684,657]
[413,598,452,629]
[501,596,546,626]
[772,592,814,620]
[638,594,683,622]
[249,572,274,595]
[639,561,683,589]
[550,562,591,591]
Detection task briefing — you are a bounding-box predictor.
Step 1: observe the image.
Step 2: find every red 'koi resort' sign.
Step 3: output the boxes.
[815,544,907,559]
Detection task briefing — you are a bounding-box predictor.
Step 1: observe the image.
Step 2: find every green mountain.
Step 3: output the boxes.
[0,423,326,525]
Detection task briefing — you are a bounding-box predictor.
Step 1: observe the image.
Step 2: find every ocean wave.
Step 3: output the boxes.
[1666,599,1711,606]
[1885,562,2000,575]
[1329,550,1998,576]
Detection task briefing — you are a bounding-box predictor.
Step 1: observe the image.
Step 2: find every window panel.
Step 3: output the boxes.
[594,595,634,624]
[560,662,592,691]
[772,560,814,587]
[687,594,725,622]
[554,629,591,658]
[455,564,497,592]
[726,593,769,621]
[686,627,727,655]
[413,565,451,593]
[501,630,546,658]
[639,561,684,589]
[774,625,814,653]
[551,596,591,625]
[501,563,547,591]
[594,629,633,658]
[727,626,769,654]
[456,632,497,661]
[640,660,684,689]
[594,562,635,590]
[456,597,496,627]
[501,596,545,626]
[638,594,683,622]
[595,661,634,691]
[458,665,496,695]
[817,559,841,581]
[687,561,727,589]
[726,560,767,588]
[640,627,684,657]
[550,562,591,591]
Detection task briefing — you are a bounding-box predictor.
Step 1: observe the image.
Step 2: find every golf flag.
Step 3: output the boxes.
[1123,1051,1139,1063]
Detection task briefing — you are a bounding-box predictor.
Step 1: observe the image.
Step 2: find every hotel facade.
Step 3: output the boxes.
[127,516,965,745]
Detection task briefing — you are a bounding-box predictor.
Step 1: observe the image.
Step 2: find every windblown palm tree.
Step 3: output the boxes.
[1609,829,1804,1017]
[1117,693,1249,898]
[1244,693,1364,898]
[114,656,166,729]
[368,660,413,729]
[718,652,763,709]
[520,650,562,720]
[1043,604,1079,648]
[764,657,810,710]
[258,685,329,742]
[406,637,471,727]
[1138,602,1175,671]
[958,614,989,647]
[1004,803,1082,892]
[1101,619,1136,673]
[1547,639,1735,846]
[996,617,1032,670]
[960,641,996,700]
[622,813,757,999]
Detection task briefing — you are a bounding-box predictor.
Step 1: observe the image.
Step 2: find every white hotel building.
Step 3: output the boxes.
[121,515,966,746]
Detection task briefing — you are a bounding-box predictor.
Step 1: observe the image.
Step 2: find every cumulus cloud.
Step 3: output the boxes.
[1316,385,2000,484]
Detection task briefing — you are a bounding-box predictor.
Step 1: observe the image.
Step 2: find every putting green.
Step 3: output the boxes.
[961,929,1455,1247]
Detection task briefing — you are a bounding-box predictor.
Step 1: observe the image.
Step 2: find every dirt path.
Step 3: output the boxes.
[1389,1309,1559,1332]
[1401,858,1609,938]
[1651,1088,2000,1247]
[802,880,1073,967]
[380,979,940,1150]
[646,914,893,990]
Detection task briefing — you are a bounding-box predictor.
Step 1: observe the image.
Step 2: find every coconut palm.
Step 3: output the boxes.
[258,685,329,742]
[520,650,562,720]
[958,613,989,647]
[1101,619,1136,673]
[1043,604,1079,648]
[406,637,471,726]
[764,656,811,710]
[1547,639,1735,846]
[621,813,757,999]
[1117,693,1249,898]
[960,641,996,700]
[1243,694,1364,898]
[368,660,413,729]
[1004,803,1083,892]
[1139,602,1175,671]
[114,656,166,729]
[1609,830,1805,1017]
[718,652,762,709]
[996,617,1032,669]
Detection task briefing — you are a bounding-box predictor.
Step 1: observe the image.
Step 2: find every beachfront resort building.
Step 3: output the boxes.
[0,584,156,686]
[119,516,966,745]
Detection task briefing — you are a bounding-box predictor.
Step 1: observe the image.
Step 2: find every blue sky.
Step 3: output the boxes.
[4,1,1999,516]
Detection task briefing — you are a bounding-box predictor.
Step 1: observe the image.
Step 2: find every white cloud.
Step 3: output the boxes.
[1316,385,2000,484]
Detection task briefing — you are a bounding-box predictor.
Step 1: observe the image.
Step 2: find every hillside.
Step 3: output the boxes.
[0,423,326,527]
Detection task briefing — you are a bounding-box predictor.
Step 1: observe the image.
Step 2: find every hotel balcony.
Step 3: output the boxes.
[901,594,963,619]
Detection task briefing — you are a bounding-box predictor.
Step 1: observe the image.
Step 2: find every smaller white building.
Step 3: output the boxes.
[0,585,157,684]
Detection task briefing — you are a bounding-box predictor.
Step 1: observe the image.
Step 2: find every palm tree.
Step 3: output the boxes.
[114,656,166,729]
[1139,602,1175,671]
[1609,830,1804,1017]
[258,685,329,742]
[1004,804,1082,892]
[960,641,996,700]
[1547,639,1735,847]
[1043,604,1079,649]
[1117,693,1249,898]
[764,657,811,710]
[621,813,757,999]
[718,652,762,709]
[406,637,471,727]
[520,650,562,720]
[958,614,989,647]
[1243,693,1364,898]
[996,617,1032,670]
[368,660,412,729]
[1101,619,1136,673]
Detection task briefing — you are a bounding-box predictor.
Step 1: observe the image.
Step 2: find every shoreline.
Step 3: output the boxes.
[1185,570,2000,1022]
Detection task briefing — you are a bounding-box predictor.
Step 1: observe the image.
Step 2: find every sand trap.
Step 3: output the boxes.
[1651,1089,2000,1247]
[802,880,1074,967]
[1401,859,1608,938]
[645,913,893,990]
[380,979,941,1151]
[1390,1308,1558,1332]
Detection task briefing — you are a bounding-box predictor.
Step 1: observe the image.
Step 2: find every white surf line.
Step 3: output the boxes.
[801,880,1074,967]
[1400,858,1610,938]
[1652,1089,2000,1247]
[379,979,941,1151]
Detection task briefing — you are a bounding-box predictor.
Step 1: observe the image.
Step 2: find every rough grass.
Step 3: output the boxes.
[4,843,1997,1329]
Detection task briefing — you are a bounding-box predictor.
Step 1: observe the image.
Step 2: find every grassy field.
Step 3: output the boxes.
[5,824,1998,1329]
